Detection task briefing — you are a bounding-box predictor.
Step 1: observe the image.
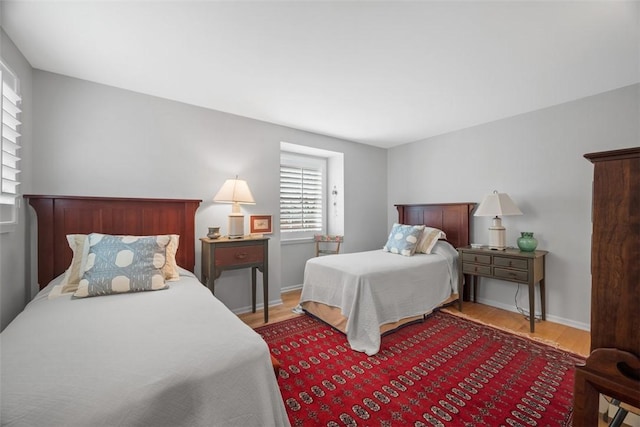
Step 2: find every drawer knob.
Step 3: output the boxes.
[235,252,248,260]
[508,261,513,267]
[474,256,478,262]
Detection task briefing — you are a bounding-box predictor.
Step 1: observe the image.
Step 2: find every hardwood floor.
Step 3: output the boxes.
[238,289,591,357]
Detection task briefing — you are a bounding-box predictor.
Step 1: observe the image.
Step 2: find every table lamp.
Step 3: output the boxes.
[474,190,522,249]
[213,176,255,239]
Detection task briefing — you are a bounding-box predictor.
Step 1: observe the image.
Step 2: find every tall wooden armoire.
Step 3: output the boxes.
[573,147,640,425]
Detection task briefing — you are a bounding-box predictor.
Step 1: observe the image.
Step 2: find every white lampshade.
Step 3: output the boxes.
[474,191,522,249]
[474,191,523,217]
[213,177,255,239]
[213,178,255,206]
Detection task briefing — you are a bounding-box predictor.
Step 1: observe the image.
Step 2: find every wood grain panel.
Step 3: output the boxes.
[587,150,640,354]
[25,195,201,289]
[395,203,475,249]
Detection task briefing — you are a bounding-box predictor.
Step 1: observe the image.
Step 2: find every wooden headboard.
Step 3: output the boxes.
[25,195,202,289]
[395,203,476,249]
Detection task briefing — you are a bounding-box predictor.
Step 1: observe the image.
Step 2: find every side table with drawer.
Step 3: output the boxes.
[456,246,548,332]
[200,236,269,322]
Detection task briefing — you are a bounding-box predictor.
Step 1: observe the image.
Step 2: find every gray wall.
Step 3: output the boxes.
[388,83,639,330]
[0,29,33,331]
[30,70,388,314]
[3,33,635,332]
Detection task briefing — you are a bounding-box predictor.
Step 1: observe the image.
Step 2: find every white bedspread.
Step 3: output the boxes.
[300,241,458,355]
[1,270,290,427]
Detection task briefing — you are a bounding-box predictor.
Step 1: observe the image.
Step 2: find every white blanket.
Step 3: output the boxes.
[1,270,290,427]
[300,241,458,355]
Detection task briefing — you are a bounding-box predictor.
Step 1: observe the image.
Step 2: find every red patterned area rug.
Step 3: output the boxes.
[256,311,585,427]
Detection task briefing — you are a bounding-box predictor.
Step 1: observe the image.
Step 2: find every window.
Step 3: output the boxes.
[280,152,326,240]
[0,60,22,230]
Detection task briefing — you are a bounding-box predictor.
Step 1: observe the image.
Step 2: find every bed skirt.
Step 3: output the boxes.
[301,293,459,337]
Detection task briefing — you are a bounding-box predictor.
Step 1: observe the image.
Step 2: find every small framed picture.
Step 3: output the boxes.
[250,215,272,234]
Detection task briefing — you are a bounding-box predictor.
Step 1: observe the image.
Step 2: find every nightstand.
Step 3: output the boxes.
[457,246,548,332]
[200,236,269,323]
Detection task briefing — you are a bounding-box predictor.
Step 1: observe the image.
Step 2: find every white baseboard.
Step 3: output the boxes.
[232,298,283,316]
[281,284,303,293]
[475,297,590,331]
[232,285,301,316]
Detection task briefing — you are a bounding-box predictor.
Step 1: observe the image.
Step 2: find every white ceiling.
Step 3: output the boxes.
[1,1,638,148]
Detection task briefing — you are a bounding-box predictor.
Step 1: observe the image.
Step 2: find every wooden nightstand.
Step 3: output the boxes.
[200,236,269,323]
[457,246,548,332]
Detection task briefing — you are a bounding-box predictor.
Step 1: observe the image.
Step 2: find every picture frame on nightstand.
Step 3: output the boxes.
[250,215,272,234]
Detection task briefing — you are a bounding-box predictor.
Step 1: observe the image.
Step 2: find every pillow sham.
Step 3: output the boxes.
[383,223,425,256]
[416,227,447,254]
[56,234,90,295]
[74,233,170,298]
[162,234,180,281]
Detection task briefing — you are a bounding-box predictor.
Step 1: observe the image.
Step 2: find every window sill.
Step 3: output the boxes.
[281,237,314,246]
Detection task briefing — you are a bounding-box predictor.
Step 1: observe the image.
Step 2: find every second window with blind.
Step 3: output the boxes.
[280,151,327,241]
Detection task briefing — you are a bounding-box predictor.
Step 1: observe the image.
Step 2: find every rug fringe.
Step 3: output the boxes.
[440,308,587,360]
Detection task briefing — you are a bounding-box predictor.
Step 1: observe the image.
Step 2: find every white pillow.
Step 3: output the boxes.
[162,234,180,281]
[59,234,90,293]
[416,227,447,254]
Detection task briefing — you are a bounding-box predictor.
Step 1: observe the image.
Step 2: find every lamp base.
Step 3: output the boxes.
[228,214,245,239]
[488,217,506,250]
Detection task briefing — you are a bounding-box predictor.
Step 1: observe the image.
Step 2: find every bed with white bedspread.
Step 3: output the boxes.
[300,203,475,356]
[1,270,289,427]
[300,241,459,355]
[1,195,290,427]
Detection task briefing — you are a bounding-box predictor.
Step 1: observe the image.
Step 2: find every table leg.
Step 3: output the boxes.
[473,276,478,303]
[539,278,546,321]
[204,274,215,294]
[263,265,268,323]
[251,267,257,313]
[528,281,535,332]
[458,273,464,311]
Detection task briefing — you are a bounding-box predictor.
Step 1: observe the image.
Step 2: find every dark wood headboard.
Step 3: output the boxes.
[395,203,476,249]
[25,195,202,289]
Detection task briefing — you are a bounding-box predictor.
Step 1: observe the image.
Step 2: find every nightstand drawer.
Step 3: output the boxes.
[494,256,528,270]
[494,267,528,282]
[214,245,264,267]
[462,253,491,265]
[463,264,492,276]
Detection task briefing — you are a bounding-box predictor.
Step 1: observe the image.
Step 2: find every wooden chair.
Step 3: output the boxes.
[314,234,343,257]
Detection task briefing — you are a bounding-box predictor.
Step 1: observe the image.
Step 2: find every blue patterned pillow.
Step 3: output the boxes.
[383,223,425,256]
[74,234,170,298]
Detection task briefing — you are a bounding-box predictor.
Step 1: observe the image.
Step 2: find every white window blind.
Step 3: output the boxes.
[1,62,22,228]
[280,153,326,238]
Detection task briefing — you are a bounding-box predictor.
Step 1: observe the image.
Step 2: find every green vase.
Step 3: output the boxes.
[517,232,538,252]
